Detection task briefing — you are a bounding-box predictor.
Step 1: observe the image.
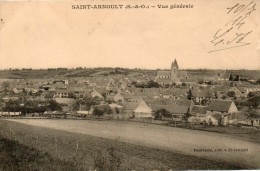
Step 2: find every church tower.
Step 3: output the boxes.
[171,59,179,79]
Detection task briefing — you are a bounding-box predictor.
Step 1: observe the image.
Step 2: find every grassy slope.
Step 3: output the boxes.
[0,136,74,170]
[1,68,259,79]
[166,122,260,143]
[0,68,145,79]
[0,119,244,170]
[191,126,260,143]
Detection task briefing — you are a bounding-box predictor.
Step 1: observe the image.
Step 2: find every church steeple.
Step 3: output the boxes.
[171,59,179,79]
[171,59,179,69]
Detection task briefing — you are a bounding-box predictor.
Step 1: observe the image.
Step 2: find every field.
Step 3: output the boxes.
[194,126,260,142]
[0,136,74,170]
[0,119,246,170]
[0,68,259,79]
[2,119,260,169]
[0,68,151,79]
[166,122,260,143]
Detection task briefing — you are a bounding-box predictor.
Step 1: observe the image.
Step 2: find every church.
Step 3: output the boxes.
[155,59,192,86]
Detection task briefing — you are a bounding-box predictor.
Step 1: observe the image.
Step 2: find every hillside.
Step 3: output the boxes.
[0,68,153,79]
[0,68,259,80]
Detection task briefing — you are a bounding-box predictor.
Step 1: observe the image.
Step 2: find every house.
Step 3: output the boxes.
[72,110,91,117]
[118,79,128,90]
[106,78,117,92]
[171,88,189,99]
[207,114,222,125]
[13,87,24,94]
[73,88,92,98]
[191,105,208,116]
[206,100,238,115]
[229,86,247,98]
[180,78,197,85]
[90,89,104,99]
[175,99,194,112]
[217,71,230,81]
[232,110,260,126]
[216,92,232,100]
[43,111,67,118]
[135,88,161,99]
[123,98,153,118]
[109,103,123,114]
[0,111,21,117]
[134,100,153,118]
[211,85,230,94]
[244,84,260,94]
[105,93,114,101]
[123,100,140,116]
[25,87,39,94]
[54,88,73,98]
[76,111,89,115]
[124,89,132,94]
[149,103,189,121]
[192,87,214,104]
[113,93,125,103]
[55,97,76,112]
[170,105,189,117]
[188,113,222,126]
[205,100,239,126]
[123,93,139,102]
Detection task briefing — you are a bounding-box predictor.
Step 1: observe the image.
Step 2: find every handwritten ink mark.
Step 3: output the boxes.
[208,43,251,53]
[209,1,256,53]
[211,27,233,46]
[225,1,255,26]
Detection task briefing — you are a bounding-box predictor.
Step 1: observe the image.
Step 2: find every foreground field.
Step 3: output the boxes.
[192,126,260,141]
[0,119,242,170]
[0,136,74,170]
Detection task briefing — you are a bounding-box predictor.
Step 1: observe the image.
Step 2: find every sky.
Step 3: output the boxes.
[0,0,259,70]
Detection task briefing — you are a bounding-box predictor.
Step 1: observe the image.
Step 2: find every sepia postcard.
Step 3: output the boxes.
[0,0,259,170]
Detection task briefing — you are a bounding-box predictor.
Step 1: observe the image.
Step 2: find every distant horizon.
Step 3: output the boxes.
[0,66,259,71]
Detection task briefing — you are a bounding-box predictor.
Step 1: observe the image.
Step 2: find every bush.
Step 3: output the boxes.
[154,109,171,120]
[248,92,255,98]
[94,146,122,171]
[93,105,112,117]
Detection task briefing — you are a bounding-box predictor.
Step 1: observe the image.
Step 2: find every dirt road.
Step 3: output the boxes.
[6,119,260,168]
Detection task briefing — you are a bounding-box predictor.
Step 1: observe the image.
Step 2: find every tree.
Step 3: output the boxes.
[233,75,240,81]
[2,81,10,91]
[229,74,233,81]
[72,100,80,111]
[248,92,255,98]
[198,80,204,84]
[256,79,260,85]
[93,105,112,117]
[94,146,122,171]
[187,89,192,100]
[247,107,258,127]
[48,100,62,111]
[154,109,171,120]
[44,92,54,98]
[145,80,160,88]
[93,108,105,117]
[206,81,213,85]
[247,96,260,109]
[183,112,191,122]
[3,99,21,112]
[201,99,208,106]
[227,91,236,98]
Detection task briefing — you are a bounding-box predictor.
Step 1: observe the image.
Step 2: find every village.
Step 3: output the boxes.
[0,59,259,129]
